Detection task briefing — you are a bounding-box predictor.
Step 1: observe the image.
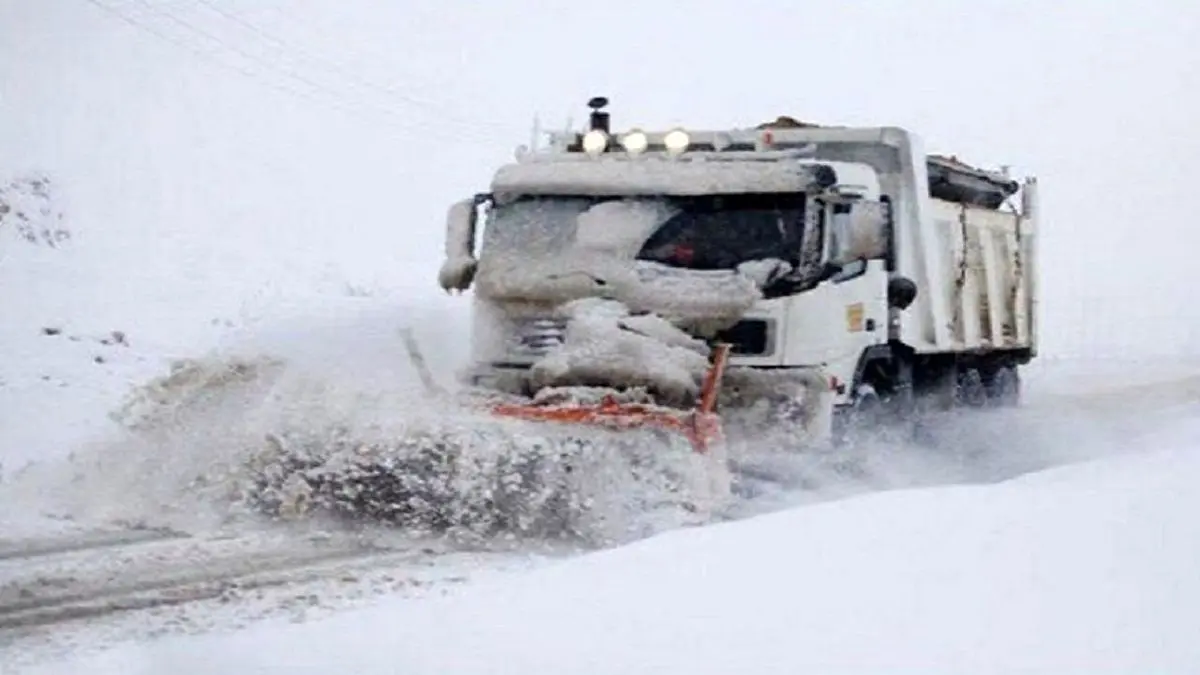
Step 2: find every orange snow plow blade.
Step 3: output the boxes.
[489,343,732,454]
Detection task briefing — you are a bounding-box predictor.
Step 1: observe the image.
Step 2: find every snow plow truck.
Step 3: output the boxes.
[246,98,1039,539]
[438,98,1037,452]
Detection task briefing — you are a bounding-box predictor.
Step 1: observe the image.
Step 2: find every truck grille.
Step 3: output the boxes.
[512,317,566,357]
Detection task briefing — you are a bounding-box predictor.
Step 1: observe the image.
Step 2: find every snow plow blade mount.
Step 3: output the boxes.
[489,343,732,454]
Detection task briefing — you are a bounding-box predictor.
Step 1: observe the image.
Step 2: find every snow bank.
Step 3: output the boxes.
[24,417,1200,675]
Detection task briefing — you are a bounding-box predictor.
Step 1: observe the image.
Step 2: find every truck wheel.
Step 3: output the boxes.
[852,385,884,427]
[831,385,883,447]
[982,365,1020,407]
[957,368,989,408]
[921,366,958,412]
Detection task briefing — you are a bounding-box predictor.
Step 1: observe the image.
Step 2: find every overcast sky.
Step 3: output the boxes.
[2,0,1197,357]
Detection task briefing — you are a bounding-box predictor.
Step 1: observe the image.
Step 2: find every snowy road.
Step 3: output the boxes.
[3,359,1199,670]
[10,377,1200,675]
[0,523,547,668]
[2,528,410,630]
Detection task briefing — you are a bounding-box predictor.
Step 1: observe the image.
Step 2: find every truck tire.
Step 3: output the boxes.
[919,365,958,413]
[982,365,1020,407]
[852,384,884,426]
[831,384,883,447]
[957,368,989,408]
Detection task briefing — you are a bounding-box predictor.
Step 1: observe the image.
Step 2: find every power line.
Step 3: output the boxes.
[190,0,494,130]
[82,0,498,145]
[254,3,467,115]
[80,0,317,104]
[128,0,458,136]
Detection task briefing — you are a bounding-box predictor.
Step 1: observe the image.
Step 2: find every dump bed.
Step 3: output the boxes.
[900,191,1037,355]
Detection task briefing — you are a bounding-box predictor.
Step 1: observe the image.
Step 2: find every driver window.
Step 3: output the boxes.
[827,202,852,264]
[821,199,890,283]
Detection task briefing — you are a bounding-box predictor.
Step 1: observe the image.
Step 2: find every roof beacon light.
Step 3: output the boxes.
[587,96,610,133]
[582,129,609,157]
[620,130,649,155]
[663,128,690,157]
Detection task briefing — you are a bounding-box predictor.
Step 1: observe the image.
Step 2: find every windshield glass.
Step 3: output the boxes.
[479,197,588,255]
[636,193,807,270]
[480,193,809,271]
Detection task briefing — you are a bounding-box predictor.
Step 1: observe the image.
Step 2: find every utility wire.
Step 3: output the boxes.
[190,0,497,131]
[82,0,498,145]
[254,3,471,118]
[129,0,480,139]
[81,0,318,105]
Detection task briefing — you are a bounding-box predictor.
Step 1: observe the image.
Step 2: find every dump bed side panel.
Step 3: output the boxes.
[905,198,1036,355]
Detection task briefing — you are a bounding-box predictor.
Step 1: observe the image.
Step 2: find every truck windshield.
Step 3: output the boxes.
[637,193,807,270]
[479,197,588,256]
[480,193,809,271]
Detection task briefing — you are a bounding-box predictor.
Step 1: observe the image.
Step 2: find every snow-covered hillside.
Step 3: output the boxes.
[0,164,472,477]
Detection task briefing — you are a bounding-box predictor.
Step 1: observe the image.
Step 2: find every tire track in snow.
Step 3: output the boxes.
[0,530,442,632]
[0,527,187,562]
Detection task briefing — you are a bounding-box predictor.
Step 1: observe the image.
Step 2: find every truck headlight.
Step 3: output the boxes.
[582,129,608,156]
[620,130,648,155]
[663,128,690,156]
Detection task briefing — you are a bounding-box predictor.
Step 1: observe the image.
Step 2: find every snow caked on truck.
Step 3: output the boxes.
[250,97,1039,540]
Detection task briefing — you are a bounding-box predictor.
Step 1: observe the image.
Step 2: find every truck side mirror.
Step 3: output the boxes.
[826,200,890,267]
[437,196,483,293]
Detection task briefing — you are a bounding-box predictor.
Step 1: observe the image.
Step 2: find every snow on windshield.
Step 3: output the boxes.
[479,196,675,256]
[478,197,586,255]
[574,199,678,257]
[474,196,681,305]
